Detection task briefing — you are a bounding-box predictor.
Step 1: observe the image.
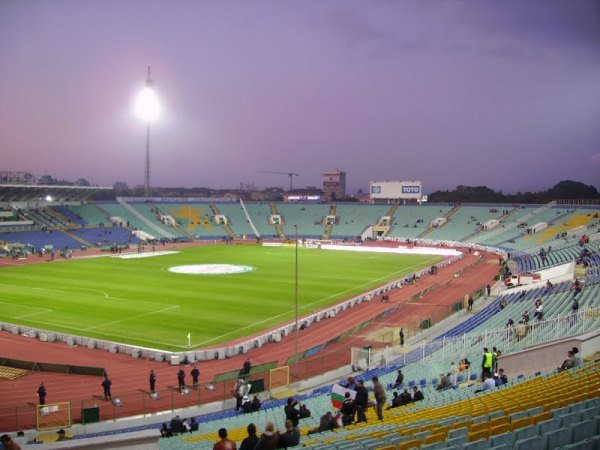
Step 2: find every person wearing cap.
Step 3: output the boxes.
[354,380,368,423]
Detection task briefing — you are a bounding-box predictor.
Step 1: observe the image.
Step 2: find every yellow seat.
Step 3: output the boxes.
[490,423,512,436]
[489,415,510,428]
[423,432,446,445]
[398,439,421,450]
[530,411,552,424]
[468,429,490,442]
[468,421,489,433]
[511,417,532,430]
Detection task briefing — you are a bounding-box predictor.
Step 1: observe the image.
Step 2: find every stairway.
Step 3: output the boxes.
[116,197,175,239]
[239,199,260,238]
[270,203,285,238]
[210,204,237,240]
[417,205,461,239]
[323,204,337,239]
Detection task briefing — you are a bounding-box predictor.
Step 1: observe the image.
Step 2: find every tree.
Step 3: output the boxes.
[74,178,90,187]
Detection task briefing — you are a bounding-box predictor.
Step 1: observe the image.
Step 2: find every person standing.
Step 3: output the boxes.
[101,375,112,401]
[399,328,405,346]
[242,358,252,378]
[191,365,200,390]
[481,348,493,382]
[177,368,186,393]
[467,297,474,312]
[372,376,386,421]
[149,370,156,393]
[354,380,368,423]
[37,382,47,405]
[486,284,491,296]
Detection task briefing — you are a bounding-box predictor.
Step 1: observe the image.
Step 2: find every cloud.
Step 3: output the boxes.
[591,152,600,164]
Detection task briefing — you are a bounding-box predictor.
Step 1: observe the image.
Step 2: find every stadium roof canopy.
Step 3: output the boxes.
[0,184,112,202]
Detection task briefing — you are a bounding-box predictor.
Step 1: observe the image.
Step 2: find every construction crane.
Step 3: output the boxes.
[260,171,300,191]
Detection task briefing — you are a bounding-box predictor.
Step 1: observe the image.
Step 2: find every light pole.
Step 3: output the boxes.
[135,66,160,198]
[294,224,299,378]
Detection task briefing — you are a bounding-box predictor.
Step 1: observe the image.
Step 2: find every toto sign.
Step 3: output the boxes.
[402,186,420,194]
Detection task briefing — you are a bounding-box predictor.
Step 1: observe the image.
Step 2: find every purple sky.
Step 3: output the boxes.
[1,0,599,194]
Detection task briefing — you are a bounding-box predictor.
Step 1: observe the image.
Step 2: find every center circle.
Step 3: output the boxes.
[168,264,255,275]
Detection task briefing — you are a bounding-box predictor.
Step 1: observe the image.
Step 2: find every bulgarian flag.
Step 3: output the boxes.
[331,384,356,409]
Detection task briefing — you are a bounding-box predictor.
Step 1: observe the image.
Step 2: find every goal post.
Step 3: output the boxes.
[36,402,72,431]
[269,366,290,391]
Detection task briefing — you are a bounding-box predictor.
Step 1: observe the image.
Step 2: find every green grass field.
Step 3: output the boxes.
[0,245,441,351]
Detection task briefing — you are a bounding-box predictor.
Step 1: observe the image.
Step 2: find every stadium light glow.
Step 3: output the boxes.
[135,66,159,198]
[135,86,160,122]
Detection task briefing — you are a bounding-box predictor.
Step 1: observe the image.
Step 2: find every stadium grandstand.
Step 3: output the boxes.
[0,184,599,449]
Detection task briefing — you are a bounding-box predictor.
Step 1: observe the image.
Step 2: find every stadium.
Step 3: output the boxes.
[0,181,598,449]
[2,1,600,448]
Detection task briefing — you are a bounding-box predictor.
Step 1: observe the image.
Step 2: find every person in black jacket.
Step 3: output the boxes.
[284,397,300,427]
[354,380,369,423]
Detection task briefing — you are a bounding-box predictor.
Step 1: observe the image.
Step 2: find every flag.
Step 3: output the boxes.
[187,333,191,347]
[331,383,356,409]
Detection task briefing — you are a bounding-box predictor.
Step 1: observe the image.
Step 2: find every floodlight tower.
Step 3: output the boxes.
[135,66,160,198]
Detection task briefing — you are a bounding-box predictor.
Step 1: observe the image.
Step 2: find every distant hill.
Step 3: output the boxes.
[429,180,600,203]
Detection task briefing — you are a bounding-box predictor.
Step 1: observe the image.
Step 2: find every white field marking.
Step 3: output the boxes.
[196,257,439,346]
[112,250,180,259]
[34,286,110,298]
[15,309,53,319]
[5,284,176,308]
[83,305,181,331]
[167,264,255,275]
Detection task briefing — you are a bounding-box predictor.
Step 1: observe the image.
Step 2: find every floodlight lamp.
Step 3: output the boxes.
[45,195,53,202]
[135,86,160,122]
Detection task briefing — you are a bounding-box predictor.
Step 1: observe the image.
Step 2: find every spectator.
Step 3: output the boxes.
[516,321,527,341]
[251,395,261,412]
[467,297,474,312]
[372,376,386,421]
[449,362,458,384]
[533,302,543,320]
[13,432,26,448]
[0,434,21,450]
[239,423,259,450]
[213,428,236,450]
[298,403,311,419]
[170,415,185,434]
[436,373,452,391]
[242,358,252,377]
[284,398,300,427]
[340,392,355,426]
[277,420,300,449]
[354,380,368,423]
[558,351,575,372]
[493,373,503,387]
[392,369,404,389]
[492,347,501,372]
[56,429,70,441]
[572,347,581,367]
[241,396,252,414]
[387,391,402,410]
[177,368,186,393]
[233,379,248,411]
[307,412,340,435]
[411,386,424,402]
[345,376,357,391]
[475,373,496,393]
[189,417,199,432]
[399,387,412,405]
[486,284,491,296]
[37,382,47,405]
[522,310,530,324]
[255,421,279,450]
[498,368,508,385]
[160,423,172,438]
[399,328,405,346]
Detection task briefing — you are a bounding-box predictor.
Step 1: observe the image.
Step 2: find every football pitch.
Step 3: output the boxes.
[0,245,442,351]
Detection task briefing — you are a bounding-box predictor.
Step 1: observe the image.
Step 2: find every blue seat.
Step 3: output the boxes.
[580,407,597,421]
[469,373,478,381]
[462,439,488,450]
[420,442,443,450]
[570,420,597,442]
[536,417,561,435]
[542,428,573,450]
[489,431,513,447]
[488,444,511,450]
[445,435,468,447]
[562,412,583,427]
[514,425,537,441]
[447,427,468,439]
[514,435,542,450]
[560,440,595,450]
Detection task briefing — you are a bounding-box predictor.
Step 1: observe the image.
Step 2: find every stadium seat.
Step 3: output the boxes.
[513,435,543,450]
[462,438,489,450]
[570,420,597,442]
[542,428,573,450]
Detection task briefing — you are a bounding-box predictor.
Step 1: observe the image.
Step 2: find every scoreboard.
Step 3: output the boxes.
[369,180,423,200]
